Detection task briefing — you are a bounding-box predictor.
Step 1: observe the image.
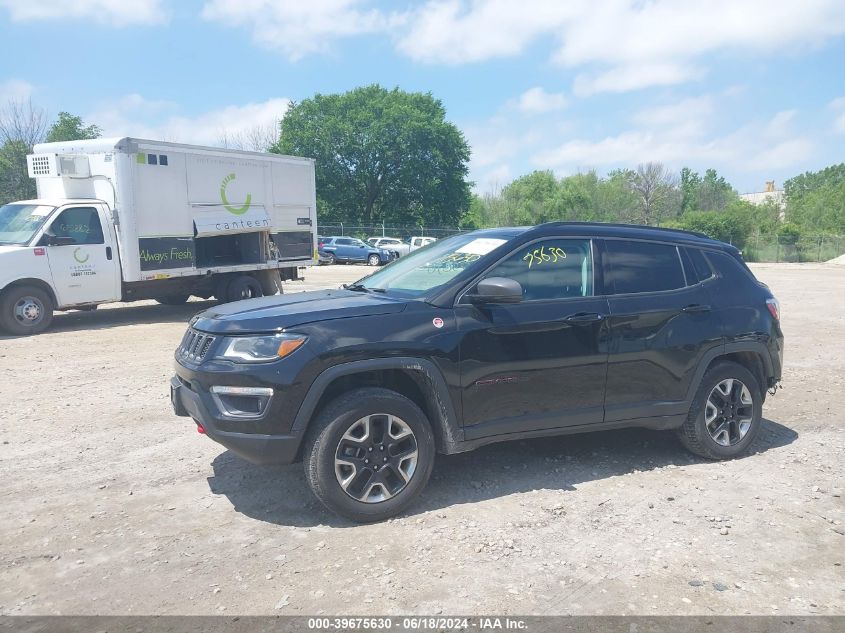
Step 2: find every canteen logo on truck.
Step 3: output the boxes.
[220,173,252,216]
[73,247,89,264]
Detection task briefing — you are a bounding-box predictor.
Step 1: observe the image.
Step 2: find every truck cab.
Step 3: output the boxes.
[0,199,122,334]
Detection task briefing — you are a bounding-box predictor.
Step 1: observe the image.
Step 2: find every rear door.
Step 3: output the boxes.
[458,237,610,438]
[600,239,723,422]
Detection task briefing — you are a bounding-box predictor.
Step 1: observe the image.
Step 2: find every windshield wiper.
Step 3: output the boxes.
[343,283,386,293]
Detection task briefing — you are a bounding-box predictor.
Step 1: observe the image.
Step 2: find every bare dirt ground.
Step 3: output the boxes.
[0,263,842,616]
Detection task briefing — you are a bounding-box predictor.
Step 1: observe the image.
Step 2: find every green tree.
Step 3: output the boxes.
[680,167,702,214]
[624,162,680,225]
[0,140,36,202]
[784,163,845,234]
[679,167,735,213]
[273,85,471,227]
[0,100,48,204]
[672,199,756,248]
[46,112,101,143]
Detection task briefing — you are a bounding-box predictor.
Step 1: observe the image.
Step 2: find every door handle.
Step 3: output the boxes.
[106,246,113,260]
[564,312,605,324]
[682,303,710,313]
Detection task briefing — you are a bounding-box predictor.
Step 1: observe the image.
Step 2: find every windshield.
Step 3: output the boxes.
[355,233,508,297]
[0,204,55,246]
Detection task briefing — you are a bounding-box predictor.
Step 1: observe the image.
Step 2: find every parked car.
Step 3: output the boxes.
[408,235,437,251]
[367,236,411,258]
[172,222,783,522]
[318,236,392,266]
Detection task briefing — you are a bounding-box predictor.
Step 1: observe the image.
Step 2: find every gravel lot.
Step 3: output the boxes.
[1,263,843,616]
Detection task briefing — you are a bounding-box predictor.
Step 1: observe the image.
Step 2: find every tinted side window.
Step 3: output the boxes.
[51,207,104,245]
[604,240,685,294]
[335,238,353,246]
[484,239,593,301]
[687,248,714,281]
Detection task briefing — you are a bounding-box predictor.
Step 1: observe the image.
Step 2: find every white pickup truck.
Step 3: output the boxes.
[0,138,317,335]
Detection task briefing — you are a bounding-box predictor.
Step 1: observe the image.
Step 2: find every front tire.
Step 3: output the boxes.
[0,285,54,336]
[677,361,763,460]
[304,388,435,522]
[367,254,381,266]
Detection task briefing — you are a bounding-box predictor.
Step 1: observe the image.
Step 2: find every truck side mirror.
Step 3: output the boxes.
[41,233,76,247]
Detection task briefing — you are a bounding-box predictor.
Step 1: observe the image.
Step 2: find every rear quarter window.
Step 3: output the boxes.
[687,247,715,282]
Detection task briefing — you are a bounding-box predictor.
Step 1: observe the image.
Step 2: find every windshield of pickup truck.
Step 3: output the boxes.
[0,203,55,245]
[354,233,507,297]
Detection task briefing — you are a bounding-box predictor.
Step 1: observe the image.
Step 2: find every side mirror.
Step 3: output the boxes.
[466,277,523,304]
[41,233,76,247]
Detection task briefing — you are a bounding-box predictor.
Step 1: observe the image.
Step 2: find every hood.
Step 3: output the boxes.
[192,289,408,333]
[0,244,28,255]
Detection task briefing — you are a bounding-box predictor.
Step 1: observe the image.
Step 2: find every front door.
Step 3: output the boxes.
[457,238,610,439]
[44,205,121,306]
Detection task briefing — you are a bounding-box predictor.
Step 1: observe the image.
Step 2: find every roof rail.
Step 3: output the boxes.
[540,221,711,240]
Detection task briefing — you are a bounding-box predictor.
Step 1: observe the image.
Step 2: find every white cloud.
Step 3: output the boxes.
[396,0,845,93]
[515,87,568,115]
[0,79,34,103]
[531,108,814,174]
[830,97,845,134]
[89,95,290,147]
[395,0,583,64]
[201,0,398,61]
[476,164,512,194]
[573,63,703,97]
[833,114,845,135]
[0,0,166,25]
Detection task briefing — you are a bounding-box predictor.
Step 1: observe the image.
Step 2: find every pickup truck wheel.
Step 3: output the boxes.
[304,387,435,522]
[367,254,381,266]
[677,361,763,460]
[0,285,54,336]
[155,294,190,306]
[226,276,263,302]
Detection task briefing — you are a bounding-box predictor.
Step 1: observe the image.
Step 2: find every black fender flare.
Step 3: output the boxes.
[685,340,774,403]
[290,357,464,453]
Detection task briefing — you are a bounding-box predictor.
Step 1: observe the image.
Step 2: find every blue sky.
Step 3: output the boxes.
[1,0,845,194]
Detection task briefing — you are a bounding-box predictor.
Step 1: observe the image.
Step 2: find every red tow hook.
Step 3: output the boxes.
[197,424,205,434]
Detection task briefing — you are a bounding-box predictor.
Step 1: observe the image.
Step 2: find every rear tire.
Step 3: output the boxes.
[677,361,763,460]
[325,253,337,265]
[304,387,435,522]
[154,294,190,306]
[0,285,54,336]
[226,275,263,302]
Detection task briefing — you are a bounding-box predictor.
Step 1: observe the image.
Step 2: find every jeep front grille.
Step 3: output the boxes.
[177,328,216,362]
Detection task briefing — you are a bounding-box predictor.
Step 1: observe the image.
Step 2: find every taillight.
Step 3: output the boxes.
[766,297,780,321]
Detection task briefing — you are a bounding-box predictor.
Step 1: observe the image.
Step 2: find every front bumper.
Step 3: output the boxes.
[170,374,302,465]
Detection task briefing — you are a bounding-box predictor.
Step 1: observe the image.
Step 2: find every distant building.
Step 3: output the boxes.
[740,180,785,207]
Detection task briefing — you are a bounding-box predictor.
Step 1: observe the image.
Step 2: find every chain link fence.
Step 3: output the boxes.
[316,223,465,241]
[316,222,845,263]
[740,235,845,263]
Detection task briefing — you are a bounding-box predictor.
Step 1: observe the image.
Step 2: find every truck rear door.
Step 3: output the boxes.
[43,204,121,306]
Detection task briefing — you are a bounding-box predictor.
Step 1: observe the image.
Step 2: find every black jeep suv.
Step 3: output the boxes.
[171,223,783,522]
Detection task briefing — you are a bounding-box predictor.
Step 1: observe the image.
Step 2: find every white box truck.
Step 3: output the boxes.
[0,138,318,335]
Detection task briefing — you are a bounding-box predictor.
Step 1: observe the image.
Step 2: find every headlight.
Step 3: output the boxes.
[216,334,306,363]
